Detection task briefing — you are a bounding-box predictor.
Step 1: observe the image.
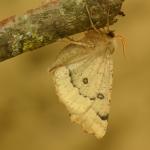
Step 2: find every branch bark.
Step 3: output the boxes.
[0,0,124,62]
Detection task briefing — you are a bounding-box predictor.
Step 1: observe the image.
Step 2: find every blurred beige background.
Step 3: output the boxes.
[0,0,150,150]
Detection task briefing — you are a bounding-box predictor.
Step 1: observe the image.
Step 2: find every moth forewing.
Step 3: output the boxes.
[49,43,93,72]
[50,30,116,139]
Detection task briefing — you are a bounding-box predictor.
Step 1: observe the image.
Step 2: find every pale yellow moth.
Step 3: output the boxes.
[49,4,121,139]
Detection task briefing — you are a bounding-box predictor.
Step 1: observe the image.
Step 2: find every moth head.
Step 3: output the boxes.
[106,30,115,38]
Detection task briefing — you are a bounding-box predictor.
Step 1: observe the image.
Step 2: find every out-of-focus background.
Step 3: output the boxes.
[0,0,150,150]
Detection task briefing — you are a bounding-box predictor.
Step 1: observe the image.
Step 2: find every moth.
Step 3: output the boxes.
[49,4,124,139]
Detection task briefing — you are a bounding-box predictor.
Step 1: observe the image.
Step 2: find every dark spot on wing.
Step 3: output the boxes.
[90,97,96,101]
[68,69,97,101]
[79,92,87,98]
[97,93,105,100]
[97,113,109,121]
[69,70,72,81]
[83,78,88,84]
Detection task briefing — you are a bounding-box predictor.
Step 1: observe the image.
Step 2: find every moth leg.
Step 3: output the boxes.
[85,4,100,33]
[66,36,95,48]
[41,0,57,5]
[55,36,92,48]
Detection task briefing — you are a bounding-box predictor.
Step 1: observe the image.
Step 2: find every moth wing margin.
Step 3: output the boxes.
[53,57,113,139]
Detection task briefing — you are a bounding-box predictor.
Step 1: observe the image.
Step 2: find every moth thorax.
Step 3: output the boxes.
[95,38,115,55]
[105,37,117,55]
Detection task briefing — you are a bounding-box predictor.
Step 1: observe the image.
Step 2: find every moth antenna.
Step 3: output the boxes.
[85,3,100,33]
[106,7,110,33]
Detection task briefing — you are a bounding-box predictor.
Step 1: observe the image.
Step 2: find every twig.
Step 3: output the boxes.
[0,0,124,62]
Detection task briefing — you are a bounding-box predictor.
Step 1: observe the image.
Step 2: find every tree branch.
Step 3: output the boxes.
[0,0,124,62]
